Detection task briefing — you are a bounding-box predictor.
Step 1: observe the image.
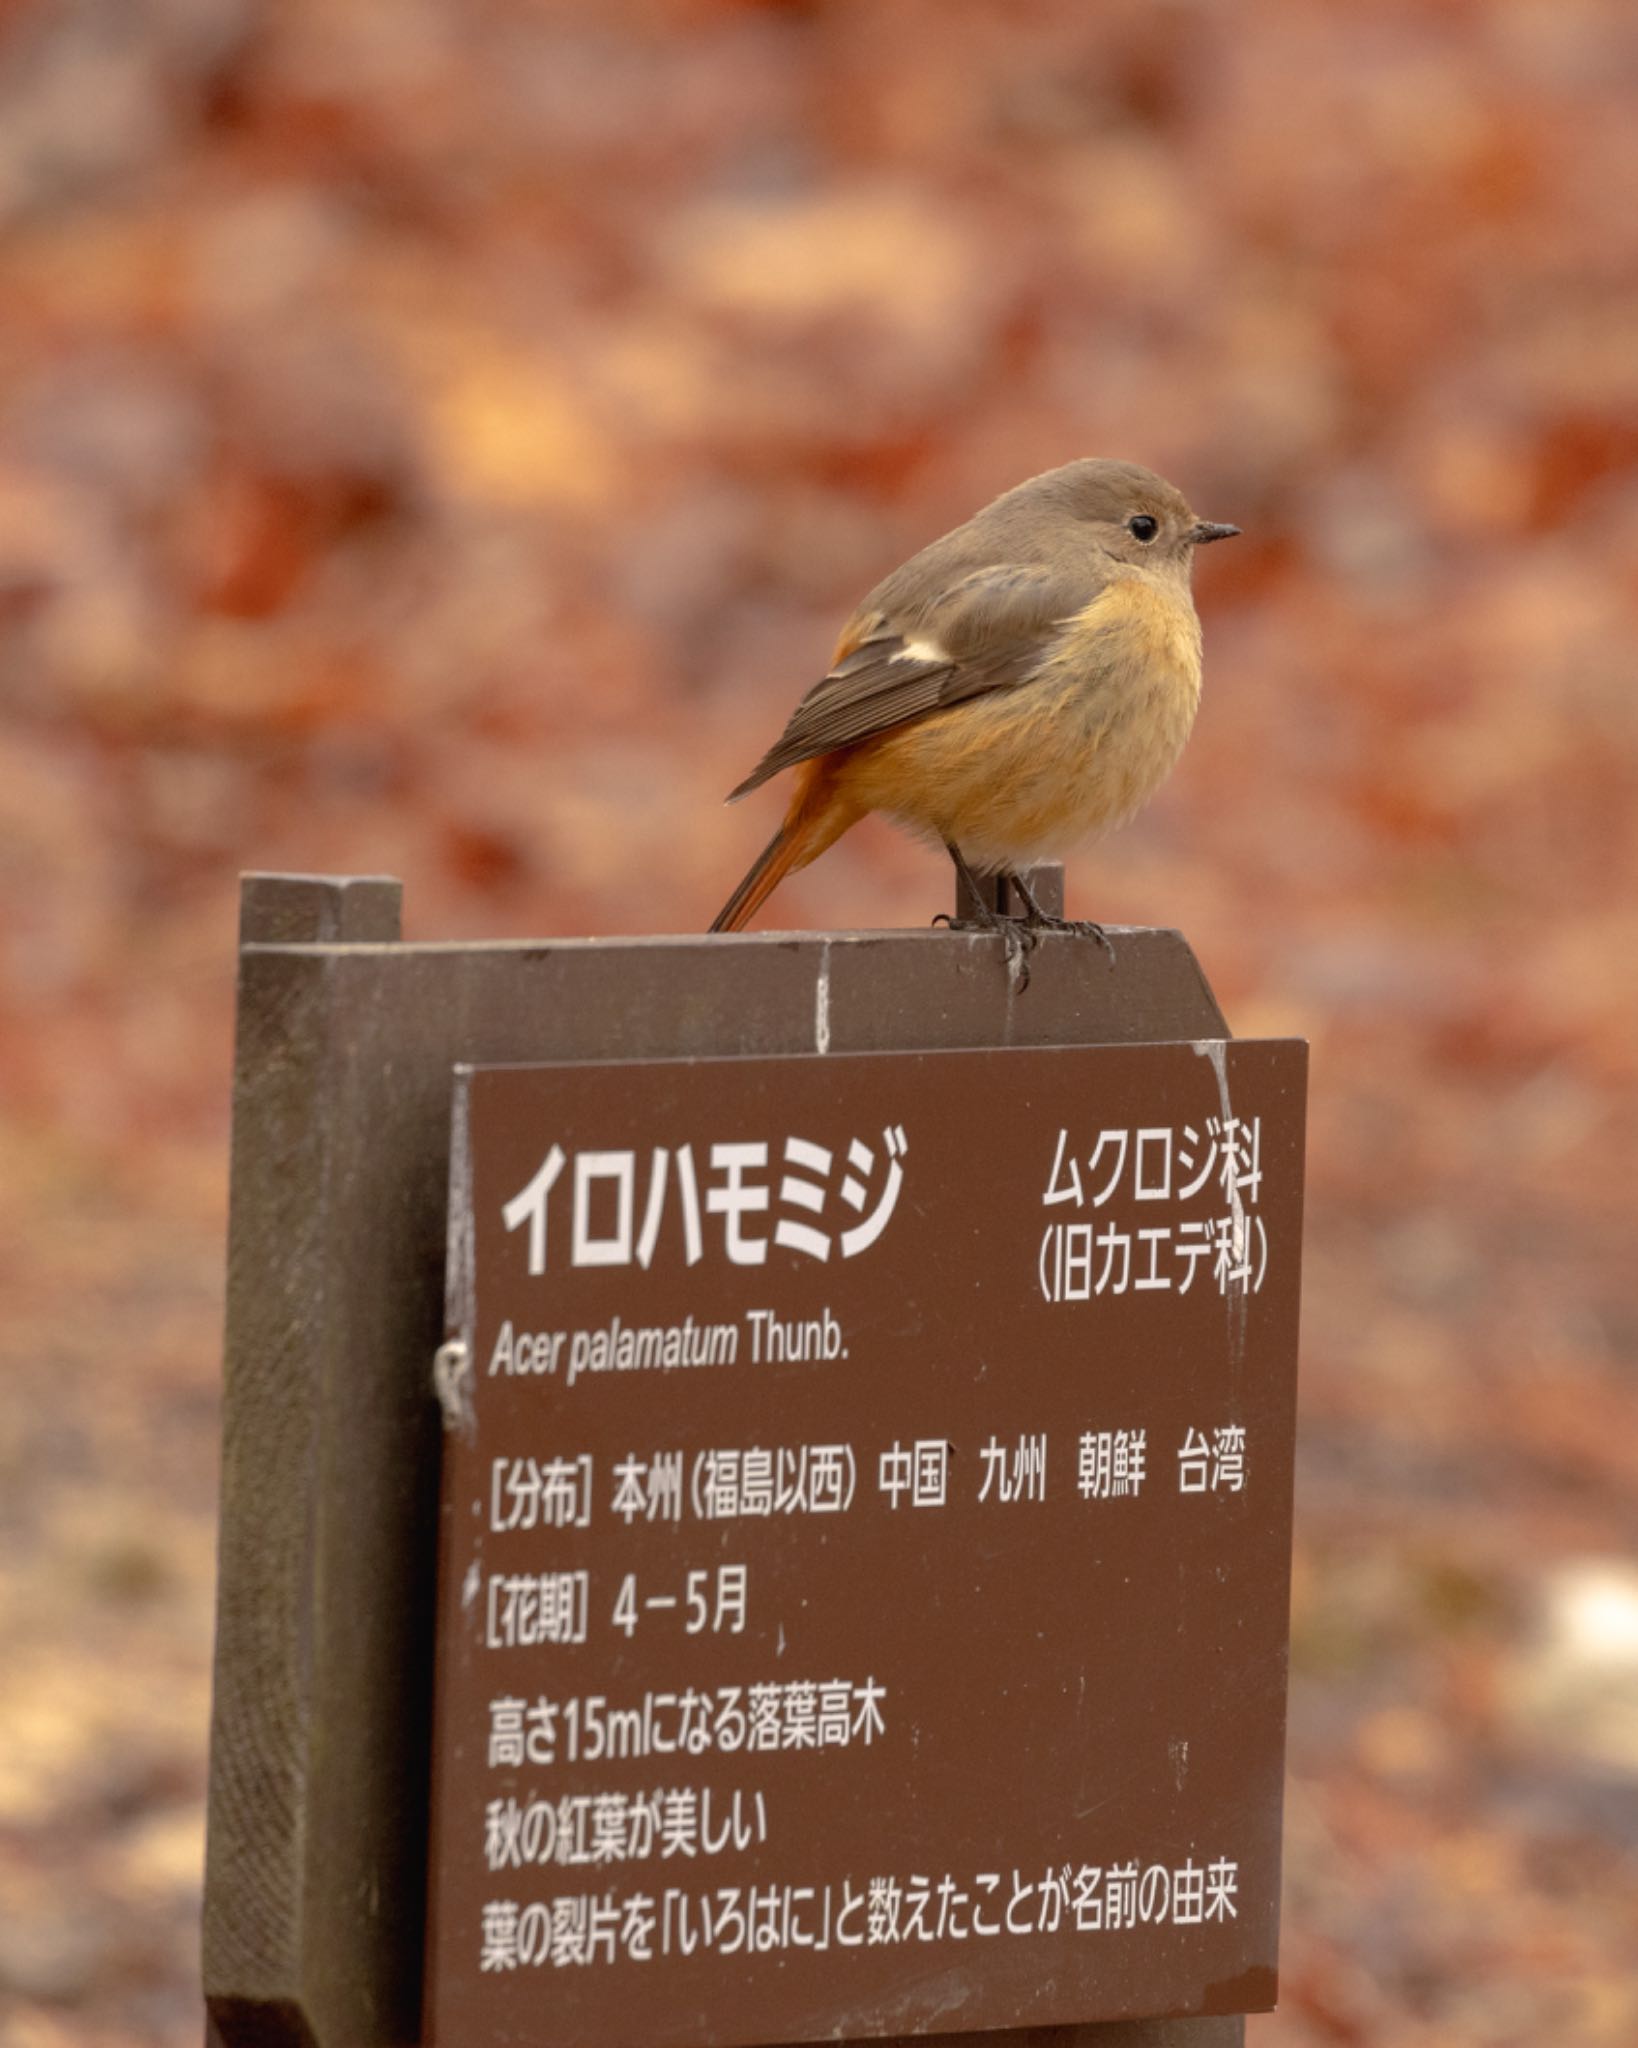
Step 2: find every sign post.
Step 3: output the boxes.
[204,870,1303,2048]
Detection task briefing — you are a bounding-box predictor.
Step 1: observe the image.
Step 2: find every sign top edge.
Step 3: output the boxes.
[239,925,1191,959]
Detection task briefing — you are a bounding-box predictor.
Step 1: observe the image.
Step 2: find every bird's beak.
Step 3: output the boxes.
[1190,520,1241,544]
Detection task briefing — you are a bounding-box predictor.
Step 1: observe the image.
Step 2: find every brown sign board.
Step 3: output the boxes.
[426,1039,1306,2047]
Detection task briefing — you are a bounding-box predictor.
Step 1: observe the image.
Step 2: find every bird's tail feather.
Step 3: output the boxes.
[709,822,798,933]
[709,767,856,933]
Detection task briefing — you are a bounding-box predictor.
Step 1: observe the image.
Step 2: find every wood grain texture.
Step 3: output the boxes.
[203,869,1241,2048]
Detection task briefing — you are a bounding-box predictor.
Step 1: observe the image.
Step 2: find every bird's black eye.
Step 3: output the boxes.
[1127,514,1159,542]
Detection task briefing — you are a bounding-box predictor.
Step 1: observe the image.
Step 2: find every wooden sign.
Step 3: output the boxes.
[426,1039,1306,2045]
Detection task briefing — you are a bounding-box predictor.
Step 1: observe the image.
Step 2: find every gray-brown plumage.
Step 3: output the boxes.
[713,458,1239,970]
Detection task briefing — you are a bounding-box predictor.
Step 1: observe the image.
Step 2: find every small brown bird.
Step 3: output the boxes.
[710,458,1238,982]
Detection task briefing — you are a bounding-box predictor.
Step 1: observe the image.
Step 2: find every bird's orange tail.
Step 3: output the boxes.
[709,762,859,933]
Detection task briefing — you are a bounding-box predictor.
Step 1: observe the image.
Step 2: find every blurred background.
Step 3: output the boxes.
[3,0,1637,2042]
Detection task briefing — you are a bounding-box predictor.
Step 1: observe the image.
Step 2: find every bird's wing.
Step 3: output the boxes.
[727,560,1105,800]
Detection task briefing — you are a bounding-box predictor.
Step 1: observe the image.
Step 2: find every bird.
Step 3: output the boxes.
[709,457,1238,986]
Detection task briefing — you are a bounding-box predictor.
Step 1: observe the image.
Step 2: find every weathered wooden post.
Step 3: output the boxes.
[204,870,1304,2048]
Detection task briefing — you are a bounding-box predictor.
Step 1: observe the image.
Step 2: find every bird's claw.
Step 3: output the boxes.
[931,910,1038,991]
[1021,911,1115,964]
[1000,917,1037,993]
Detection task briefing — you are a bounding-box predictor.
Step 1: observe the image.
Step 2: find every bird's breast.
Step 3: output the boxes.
[839,573,1204,867]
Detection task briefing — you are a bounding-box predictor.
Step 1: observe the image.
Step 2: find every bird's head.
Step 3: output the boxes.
[1031,458,1240,575]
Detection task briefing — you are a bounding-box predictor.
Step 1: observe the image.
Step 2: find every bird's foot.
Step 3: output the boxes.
[932,908,1039,992]
[1005,875,1116,965]
[1025,911,1114,959]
